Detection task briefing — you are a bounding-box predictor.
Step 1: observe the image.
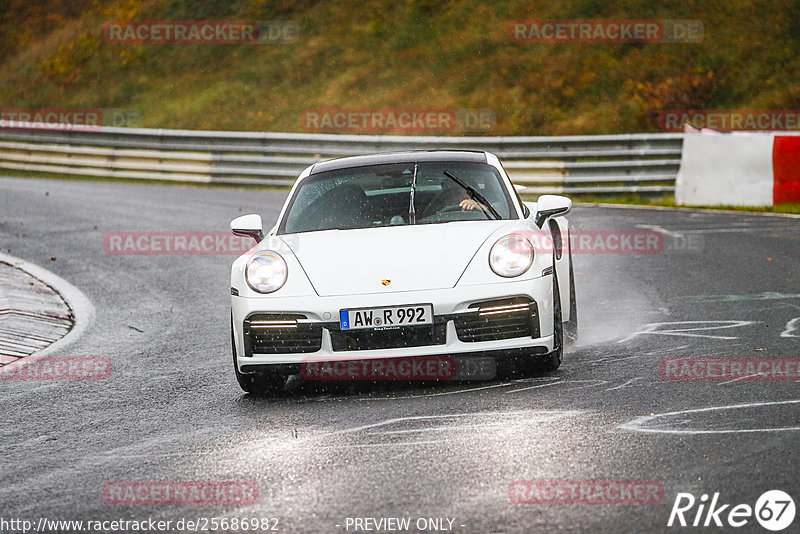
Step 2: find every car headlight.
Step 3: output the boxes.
[489,234,534,277]
[245,251,288,293]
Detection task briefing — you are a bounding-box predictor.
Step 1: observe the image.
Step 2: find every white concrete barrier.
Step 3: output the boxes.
[676,132,775,206]
[677,131,800,206]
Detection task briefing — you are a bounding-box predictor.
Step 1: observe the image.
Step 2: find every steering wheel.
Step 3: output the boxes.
[418,205,488,223]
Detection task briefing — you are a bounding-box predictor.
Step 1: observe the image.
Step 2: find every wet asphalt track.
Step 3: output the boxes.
[1,176,799,533]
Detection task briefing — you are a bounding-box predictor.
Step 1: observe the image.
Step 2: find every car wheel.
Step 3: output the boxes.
[516,272,563,376]
[538,276,564,372]
[564,245,578,345]
[231,315,285,396]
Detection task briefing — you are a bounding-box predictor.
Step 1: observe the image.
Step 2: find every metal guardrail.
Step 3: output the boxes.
[0,126,683,194]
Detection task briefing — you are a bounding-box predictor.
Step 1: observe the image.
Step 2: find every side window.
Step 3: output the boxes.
[498,160,528,218]
[515,187,529,218]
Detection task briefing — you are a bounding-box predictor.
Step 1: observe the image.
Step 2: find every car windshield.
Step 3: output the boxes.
[279,161,516,234]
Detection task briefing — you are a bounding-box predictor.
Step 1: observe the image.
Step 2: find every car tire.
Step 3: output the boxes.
[538,275,564,372]
[516,270,563,376]
[231,315,285,396]
[565,245,578,345]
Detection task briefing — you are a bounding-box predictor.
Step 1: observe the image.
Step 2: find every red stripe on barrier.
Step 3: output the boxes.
[773,136,800,204]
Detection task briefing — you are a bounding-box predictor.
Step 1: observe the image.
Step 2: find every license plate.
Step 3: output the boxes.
[339,304,433,330]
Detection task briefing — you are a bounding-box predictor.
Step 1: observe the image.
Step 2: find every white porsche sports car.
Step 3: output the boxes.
[230,151,576,394]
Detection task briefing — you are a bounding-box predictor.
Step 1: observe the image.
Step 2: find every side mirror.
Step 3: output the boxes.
[534,195,572,228]
[231,214,264,243]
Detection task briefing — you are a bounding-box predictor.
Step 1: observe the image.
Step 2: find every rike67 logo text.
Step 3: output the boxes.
[668,490,795,531]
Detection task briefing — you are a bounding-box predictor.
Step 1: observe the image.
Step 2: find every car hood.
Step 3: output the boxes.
[278,222,506,296]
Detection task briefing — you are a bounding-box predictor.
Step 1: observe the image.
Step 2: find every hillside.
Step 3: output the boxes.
[1,0,799,135]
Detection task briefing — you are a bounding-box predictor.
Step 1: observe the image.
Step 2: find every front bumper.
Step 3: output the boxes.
[231,277,555,371]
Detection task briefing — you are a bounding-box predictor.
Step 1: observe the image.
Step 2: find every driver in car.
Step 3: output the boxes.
[419,178,489,219]
[459,199,485,211]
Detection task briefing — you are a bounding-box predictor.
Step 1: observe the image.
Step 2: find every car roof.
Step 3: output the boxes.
[308,150,487,175]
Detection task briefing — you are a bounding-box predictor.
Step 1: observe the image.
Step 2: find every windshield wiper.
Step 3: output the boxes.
[409,164,418,225]
[442,170,501,220]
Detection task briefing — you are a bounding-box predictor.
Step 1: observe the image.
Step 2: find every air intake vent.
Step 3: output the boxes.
[454,297,539,342]
[330,324,446,352]
[243,313,322,355]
